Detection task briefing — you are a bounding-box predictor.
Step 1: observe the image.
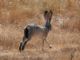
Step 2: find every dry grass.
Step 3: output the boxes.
[0,0,80,60]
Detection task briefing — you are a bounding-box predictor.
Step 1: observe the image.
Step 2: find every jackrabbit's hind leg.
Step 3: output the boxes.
[19,41,23,52]
[19,36,27,52]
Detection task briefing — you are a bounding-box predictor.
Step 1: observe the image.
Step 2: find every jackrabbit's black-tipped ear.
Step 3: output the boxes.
[49,10,53,18]
[44,10,48,17]
[50,10,53,15]
[44,10,49,20]
[44,10,53,21]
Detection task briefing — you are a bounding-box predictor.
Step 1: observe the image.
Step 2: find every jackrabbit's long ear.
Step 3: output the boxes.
[44,10,48,18]
[44,10,53,21]
[50,10,53,17]
[50,10,53,14]
[49,10,53,21]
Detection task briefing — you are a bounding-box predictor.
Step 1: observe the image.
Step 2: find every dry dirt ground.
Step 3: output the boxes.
[0,0,80,60]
